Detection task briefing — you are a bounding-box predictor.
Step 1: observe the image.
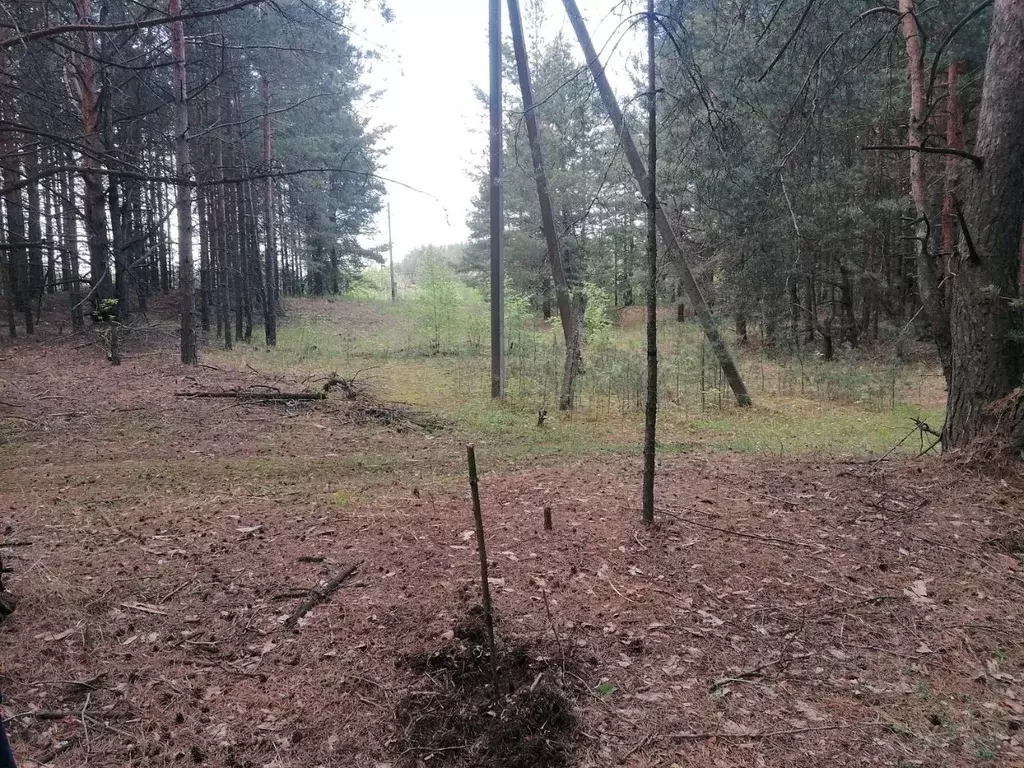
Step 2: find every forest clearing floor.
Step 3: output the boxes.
[1,301,1023,767]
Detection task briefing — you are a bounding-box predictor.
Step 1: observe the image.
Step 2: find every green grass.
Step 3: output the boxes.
[208,294,946,465]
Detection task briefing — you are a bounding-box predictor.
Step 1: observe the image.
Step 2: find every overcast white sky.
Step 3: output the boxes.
[347,0,641,262]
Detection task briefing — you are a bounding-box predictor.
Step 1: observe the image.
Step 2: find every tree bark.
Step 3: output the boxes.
[641,0,658,524]
[72,0,114,304]
[945,0,1024,452]
[170,0,197,364]
[941,61,965,304]
[215,98,232,349]
[899,0,952,381]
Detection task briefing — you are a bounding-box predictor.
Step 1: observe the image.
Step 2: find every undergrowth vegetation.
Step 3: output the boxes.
[214,270,945,461]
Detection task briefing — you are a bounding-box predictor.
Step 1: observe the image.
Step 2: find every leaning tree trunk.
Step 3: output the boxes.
[562,0,751,406]
[899,0,952,381]
[170,0,197,364]
[944,0,1024,452]
[506,0,580,409]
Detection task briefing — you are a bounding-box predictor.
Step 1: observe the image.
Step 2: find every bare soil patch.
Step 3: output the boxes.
[1,328,1023,767]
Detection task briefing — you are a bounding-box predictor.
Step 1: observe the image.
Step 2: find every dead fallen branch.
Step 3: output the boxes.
[709,652,813,692]
[176,390,327,401]
[671,721,888,741]
[284,563,358,629]
[658,510,821,549]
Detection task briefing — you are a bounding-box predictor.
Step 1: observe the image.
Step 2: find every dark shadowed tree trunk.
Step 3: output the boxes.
[261,73,277,347]
[73,0,114,305]
[641,0,658,524]
[945,0,1024,452]
[61,165,85,331]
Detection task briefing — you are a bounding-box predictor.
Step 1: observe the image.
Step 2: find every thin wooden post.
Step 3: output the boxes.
[543,506,553,531]
[466,444,498,693]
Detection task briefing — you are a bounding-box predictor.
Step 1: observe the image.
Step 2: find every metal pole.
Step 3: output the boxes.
[489,0,505,398]
[387,202,396,301]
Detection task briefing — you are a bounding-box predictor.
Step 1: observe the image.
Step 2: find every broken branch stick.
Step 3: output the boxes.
[284,564,358,629]
[658,510,820,549]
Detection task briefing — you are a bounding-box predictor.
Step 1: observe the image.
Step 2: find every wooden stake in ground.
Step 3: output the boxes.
[466,444,498,693]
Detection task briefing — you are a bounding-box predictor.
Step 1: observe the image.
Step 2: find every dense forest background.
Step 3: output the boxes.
[0,0,1021,448]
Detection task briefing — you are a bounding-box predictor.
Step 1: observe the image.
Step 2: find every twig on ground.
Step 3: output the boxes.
[658,509,821,549]
[671,721,887,741]
[539,584,566,680]
[710,652,813,692]
[283,563,358,629]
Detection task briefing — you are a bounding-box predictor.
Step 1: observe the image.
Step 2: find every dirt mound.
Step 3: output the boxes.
[394,608,580,768]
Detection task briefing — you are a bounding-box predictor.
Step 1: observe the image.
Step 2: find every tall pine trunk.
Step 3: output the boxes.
[899,0,952,380]
[641,0,658,524]
[73,0,114,305]
[170,0,197,364]
[261,73,277,346]
[944,0,1024,452]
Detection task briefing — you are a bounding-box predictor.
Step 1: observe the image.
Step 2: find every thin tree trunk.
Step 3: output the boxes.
[899,0,952,381]
[170,0,197,364]
[61,165,85,331]
[197,182,211,332]
[23,159,40,333]
[641,0,658,525]
[215,101,232,349]
[562,0,751,406]
[261,73,277,346]
[945,0,1024,451]
[507,0,580,409]
[72,0,114,305]
[941,61,965,304]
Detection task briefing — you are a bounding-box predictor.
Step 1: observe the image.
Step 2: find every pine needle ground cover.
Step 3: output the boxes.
[0,299,1019,768]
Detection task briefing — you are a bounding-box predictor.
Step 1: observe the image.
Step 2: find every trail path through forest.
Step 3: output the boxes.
[1,322,1022,767]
